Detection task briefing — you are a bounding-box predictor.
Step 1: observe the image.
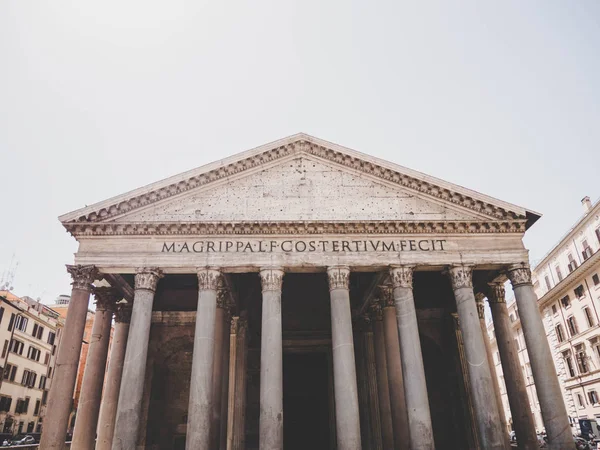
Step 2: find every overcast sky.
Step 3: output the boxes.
[0,1,599,304]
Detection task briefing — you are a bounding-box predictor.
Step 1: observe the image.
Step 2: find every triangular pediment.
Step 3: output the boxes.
[60,133,539,235]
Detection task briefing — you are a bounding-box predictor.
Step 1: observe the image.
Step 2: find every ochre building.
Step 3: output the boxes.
[40,134,575,450]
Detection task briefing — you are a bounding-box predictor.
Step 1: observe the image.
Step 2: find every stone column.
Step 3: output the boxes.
[39,265,98,450]
[186,268,222,450]
[112,268,163,450]
[487,282,538,450]
[389,266,435,450]
[448,265,505,450]
[475,292,509,443]
[371,301,395,450]
[227,314,249,450]
[259,268,285,450]
[71,287,117,450]
[327,266,362,450]
[96,302,132,450]
[219,309,232,450]
[381,284,410,450]
[363,314,383,450]
[508,264,575,450]
[211,289,231,450]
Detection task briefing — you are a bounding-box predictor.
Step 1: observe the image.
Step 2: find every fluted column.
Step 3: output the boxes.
[327,266,361,450]
[71,287,117,450]
[508,264,575,450]
[186,268,222,450]
[487,283,538,450]
[96,302,132,450]
[259,268,285,450]
[227,314,249,450]
[448,265,505,450]
[389,266,434,450]
[475,292,509,445]
[211,288,231,450]
[381,284,410,450]
[40,265,98,450]
[112,268,163,450]
[371,301,395,450]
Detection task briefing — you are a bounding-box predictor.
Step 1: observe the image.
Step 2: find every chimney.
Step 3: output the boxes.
[582,196,592,212]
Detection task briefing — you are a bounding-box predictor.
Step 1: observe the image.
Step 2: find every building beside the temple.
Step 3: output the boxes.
[488,196,600,438]
[0,291,62,438]
[39,133,577,450]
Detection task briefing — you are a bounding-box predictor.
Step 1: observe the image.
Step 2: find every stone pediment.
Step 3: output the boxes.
[60,133,539,236]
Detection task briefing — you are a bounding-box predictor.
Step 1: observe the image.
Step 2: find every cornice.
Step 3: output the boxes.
[60,137,530,227]
[63,219,527,237]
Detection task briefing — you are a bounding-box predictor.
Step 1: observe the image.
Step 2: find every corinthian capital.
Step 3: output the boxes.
[487,282,506,304]
[474,292,486,320]
[135,268,163,292]
[197,268,222,291]
[92,287,120,311]
[447,265,473,290]
[507,264,532,288]
[389,266,414,289]
[114,302,133,323]
[327,266,350,291]
[259,268,285,292]
[379,284,395,307]
[66,265,99,291]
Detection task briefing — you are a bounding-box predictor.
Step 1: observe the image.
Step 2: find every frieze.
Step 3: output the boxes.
[327,266,350,291]
[63,220,528,237]
[66,265,98,291]
[448,265,473,290]
[69,140,523,224]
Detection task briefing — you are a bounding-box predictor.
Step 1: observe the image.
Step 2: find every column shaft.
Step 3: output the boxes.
[219,317,231,450]
[488,283,538,450]
[227,315,249,450]
[449,266,505,450]
[96,305,131,450]
[39,265,97,450]
[364,323,383,450]
[210,295,229,450]
[508,265,575,450]
[382,292,410,450]
[112,268,162,450]
[389,267,435,450]
[327,266,362,450]
[186,269,222,450]
[259,269,284,450]
[72,287,116,450]
[372,304,395,450]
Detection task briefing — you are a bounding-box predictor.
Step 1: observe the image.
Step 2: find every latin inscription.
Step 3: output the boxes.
[161,239,447,253]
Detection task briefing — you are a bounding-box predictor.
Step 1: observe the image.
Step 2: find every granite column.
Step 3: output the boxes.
[508,264,575,450]
[327,266,362,450]
[71,286,117,450]
[211,288,231,450]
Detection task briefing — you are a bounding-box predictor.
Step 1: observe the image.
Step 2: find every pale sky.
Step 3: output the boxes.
[0,1,599,304]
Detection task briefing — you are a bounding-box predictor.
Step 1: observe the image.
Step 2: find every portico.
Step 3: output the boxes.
[41,134,574,449]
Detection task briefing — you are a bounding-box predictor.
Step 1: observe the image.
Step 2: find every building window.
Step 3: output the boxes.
[0,396,12,413]
[26,422,34,433]
[0,307,4,325]
[9,339,24,356]
[568,316,579,336]
[578,393,586,408]
[564,351,576,377]
[38,375,46,390]
[568,254,579,273]
[14,315,28,332]
[15,398,30,415]
[593,274,600,286]
[32,324,44,340]
[0,340,8,359]
[556,324,565,342]
[515,338,521,350]
[27,346,41,362]
[525,363,533,384]
[47,332,56,345]
[596,227,600,244]
[582,240,593,260]
[552,304,558,315]
[585,307,595,328]
[575,285,585,299]
[510,313,515,323]
[589,391,600,405]
[556,266,564,281]
[33,399,40,416]
[3,364,17,382]
[21,370,36,388]
[545,276,552,291]
[561,295,571,308]
[44,352,49,365]
[576,345,590,374]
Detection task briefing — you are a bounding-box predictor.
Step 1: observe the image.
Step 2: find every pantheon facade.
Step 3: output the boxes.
[40,134,574,450]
